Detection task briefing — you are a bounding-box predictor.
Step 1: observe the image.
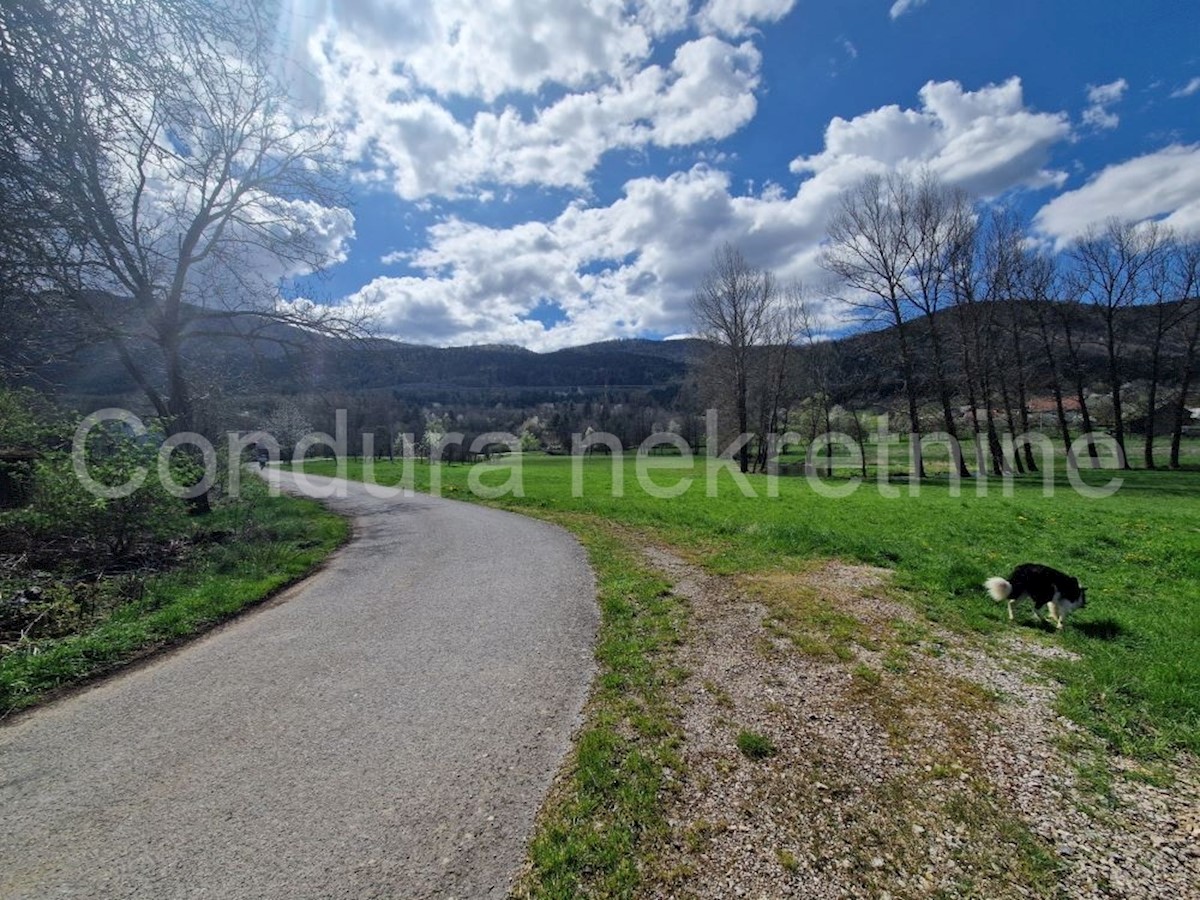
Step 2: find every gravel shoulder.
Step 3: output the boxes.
[639,546,1199,899]
[0,471,598,899]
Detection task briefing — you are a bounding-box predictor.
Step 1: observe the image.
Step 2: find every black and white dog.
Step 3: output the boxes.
[985,563,1087,631]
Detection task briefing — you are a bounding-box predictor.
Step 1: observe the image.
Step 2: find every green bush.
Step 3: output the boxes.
[0,387,70,450]
[0,390,193,565]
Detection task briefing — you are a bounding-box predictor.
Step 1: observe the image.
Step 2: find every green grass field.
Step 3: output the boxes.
[301,451,1200,760]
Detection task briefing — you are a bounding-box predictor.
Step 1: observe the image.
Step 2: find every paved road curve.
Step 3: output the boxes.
[0,471,597,899]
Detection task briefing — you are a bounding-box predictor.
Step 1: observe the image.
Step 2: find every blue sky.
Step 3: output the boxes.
[284,0,1200,348]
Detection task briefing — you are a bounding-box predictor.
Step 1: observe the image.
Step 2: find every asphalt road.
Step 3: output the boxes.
[0,471,598,899]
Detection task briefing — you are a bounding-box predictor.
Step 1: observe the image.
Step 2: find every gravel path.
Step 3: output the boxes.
[0,471,597,899]
[642,548,1200,899]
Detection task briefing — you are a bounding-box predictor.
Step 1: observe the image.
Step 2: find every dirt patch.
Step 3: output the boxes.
[640,547,1200,899]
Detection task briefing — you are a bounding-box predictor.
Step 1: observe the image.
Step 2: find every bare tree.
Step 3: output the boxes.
[1141,231,1194,468]
[945,210,996,474]
[792,290,838,476]
[750,284,806,473]
[691,244,777,473]
[1051,279,1101,468]
[981,209,1041,473]
[1168,240,1200,468]
[827,341,880,480]
[260,398,315,459]
[1022,253,1077,465]
[1,0,366,506]
[900,173,971,476]
[1007,252,1042,473]
[821,173,926,478]
[1069,219,1171,468]
[945,216,1012,480]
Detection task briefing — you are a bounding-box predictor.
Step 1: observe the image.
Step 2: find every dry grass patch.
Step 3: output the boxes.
[644,552,1068,899]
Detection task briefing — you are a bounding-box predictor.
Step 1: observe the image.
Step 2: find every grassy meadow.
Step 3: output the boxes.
[301,449,1200,760]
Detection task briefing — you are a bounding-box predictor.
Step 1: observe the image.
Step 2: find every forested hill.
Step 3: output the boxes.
[310,338,703,395]
[28,307,705,405]
[19,297,1189,410]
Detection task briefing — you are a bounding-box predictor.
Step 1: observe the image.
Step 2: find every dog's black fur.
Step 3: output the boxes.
[1005,563,1086,608]
[986,563,1087,630]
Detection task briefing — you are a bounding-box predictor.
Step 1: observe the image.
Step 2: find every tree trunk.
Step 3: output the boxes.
[1105,315,1130,468]
[981,373,1007,476]
[974,313,1008,475]
[1037,323,1075,467]
[851,409,868,479]
[926,318,970,476]
[1144,341,1162,469]
[1169,375,1194,469]
[736,364,750,474]
[956,308,987,475]
[996,365,1026,474]
[894,318,925,478]
[1170,310,1200,468]
[1008,302,1038,472]
[164,335,212,514]
[823,400,834,477]
[1059,312,1100,468]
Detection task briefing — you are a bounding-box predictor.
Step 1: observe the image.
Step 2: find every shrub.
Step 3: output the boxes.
[0,391,192,565]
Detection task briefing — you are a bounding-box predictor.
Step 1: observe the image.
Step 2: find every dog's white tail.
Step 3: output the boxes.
[985,577,1012,602]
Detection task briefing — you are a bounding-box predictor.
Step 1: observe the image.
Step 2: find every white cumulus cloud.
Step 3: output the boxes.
[790,78,1071,196]
[1081,78,1128,130]
[316,27,763,199]
[1034,144,1200,246]
[340,78,1079,349]
[695,0,797,36]
[321,0,689,101]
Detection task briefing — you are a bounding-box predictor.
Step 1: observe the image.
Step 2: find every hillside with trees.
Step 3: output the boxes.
[9,275,1197,473]
[690,172,1200,477]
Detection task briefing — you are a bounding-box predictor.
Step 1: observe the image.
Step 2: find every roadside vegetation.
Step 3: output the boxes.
[514,517,686,898]
[0,389,347,715]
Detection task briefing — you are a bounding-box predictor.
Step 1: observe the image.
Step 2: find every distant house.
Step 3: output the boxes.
[1186,408,1200,438]
[1026,396,1082,427]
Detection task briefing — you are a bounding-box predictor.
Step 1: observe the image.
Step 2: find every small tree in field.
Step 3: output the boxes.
[821,172,927,478]
[691,244,777,473]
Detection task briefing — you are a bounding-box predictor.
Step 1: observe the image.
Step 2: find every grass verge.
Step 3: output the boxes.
[512,514,686,899]
[0,478,347,716]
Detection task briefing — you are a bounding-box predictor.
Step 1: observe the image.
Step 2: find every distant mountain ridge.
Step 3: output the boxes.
[29,303,706,404]
[19,295,1192,411]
